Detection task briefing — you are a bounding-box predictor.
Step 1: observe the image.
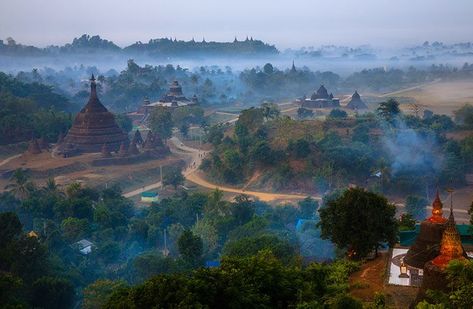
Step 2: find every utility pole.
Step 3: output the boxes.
[162,228,169,257]
[160,164,163,189]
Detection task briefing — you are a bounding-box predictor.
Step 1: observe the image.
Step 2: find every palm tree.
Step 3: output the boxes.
[5,169,34,199]
[42,177,64,197]
[65,182,82,198]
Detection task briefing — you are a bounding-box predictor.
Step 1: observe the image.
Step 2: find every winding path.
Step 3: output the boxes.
[123,103,314,202]
[0,154,22,168]
[123,135,314,202]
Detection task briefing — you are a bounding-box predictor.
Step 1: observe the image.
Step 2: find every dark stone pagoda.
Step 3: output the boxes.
[404,191,448,269]
[63,75,128,153]
[421,204,468,293]
[346,91,367,110]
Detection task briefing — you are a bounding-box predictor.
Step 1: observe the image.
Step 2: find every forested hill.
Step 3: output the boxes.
[0,73,72,144]
[0,34,278,57]
[0,72,71,111]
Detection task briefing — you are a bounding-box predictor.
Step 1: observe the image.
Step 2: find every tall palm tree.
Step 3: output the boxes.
[5,169,34,199]
[42,177,64,197]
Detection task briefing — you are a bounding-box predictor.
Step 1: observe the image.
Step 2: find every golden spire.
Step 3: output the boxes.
[431,189,466,268]
[427,189,447,223]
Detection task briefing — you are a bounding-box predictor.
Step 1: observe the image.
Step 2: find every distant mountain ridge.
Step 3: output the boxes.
[0,34,278,57]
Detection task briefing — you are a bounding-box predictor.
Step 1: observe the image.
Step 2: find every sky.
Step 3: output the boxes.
[0,0,472,49]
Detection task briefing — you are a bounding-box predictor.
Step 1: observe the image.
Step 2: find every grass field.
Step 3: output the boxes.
[386,79,473,115]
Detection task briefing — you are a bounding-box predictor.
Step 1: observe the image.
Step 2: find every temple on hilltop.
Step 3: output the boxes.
[421,202,468,293]
[346,91,367,110]
[61,75,128,154]
[142,80,198,113]
[300,85,340,108]
[404,191,448,269]
[387,190,472,289]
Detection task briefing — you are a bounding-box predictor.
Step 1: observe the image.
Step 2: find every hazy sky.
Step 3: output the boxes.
[1,0,472,48]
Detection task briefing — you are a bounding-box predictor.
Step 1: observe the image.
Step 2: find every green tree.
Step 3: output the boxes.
[453,104,473,128]
[149,106,174,140]
[297,107,314,119]
[31,276,74,309]
[114,114,133,133]
[132,253,180,283]
[263,63,274,75]
[261,102,280,120]
[298,197,319,219]
[83,279,127,309]
[318,188,397,259]
[61,217,89,242]
[377,98,401,123]
[328,109,347,119]
[162,165,185,189]
[177,229,203,264]
[223,234,297,264]
[405,195,428,221]
[205,124,224,146]
[5,169,34,199]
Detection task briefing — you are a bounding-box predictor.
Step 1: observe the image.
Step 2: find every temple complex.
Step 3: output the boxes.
[388,191,471,289]
[421,203,468,292]
[142,80,198,112]
[61,75,128,154]
[346,91,367,110]
[404,191,447,269]
[300,85,340,108]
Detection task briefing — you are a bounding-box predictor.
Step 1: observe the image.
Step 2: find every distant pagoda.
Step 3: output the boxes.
[63,75,128,153]
[346,91,367,110]
[404,191,448,269]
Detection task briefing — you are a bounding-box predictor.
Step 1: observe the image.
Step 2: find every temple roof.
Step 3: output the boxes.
[317,85,329,97]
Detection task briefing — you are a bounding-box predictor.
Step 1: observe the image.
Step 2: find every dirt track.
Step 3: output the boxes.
[123,135,315,202]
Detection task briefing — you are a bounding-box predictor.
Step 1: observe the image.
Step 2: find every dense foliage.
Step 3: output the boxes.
[0,72,72,144]
[202,101,468,198]
[104,251,360,308]
[0,172,333,307]
[318,188,398,259]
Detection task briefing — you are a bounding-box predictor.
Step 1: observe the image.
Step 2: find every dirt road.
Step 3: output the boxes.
[169,136,313,202]
[0,154,22,168]
[123,135,314,202]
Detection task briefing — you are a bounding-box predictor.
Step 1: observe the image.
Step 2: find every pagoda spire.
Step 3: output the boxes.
[427,189,447,223]
[90,74,98,101]
[431,190,467,268]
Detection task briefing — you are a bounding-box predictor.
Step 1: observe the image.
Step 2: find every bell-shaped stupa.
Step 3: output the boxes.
[404,191,448,269]
[63,75,128,153]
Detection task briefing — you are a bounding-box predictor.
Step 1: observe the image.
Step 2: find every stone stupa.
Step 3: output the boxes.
[63,75,128,153]
[404,191,448,269]
[421,200,468,292]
